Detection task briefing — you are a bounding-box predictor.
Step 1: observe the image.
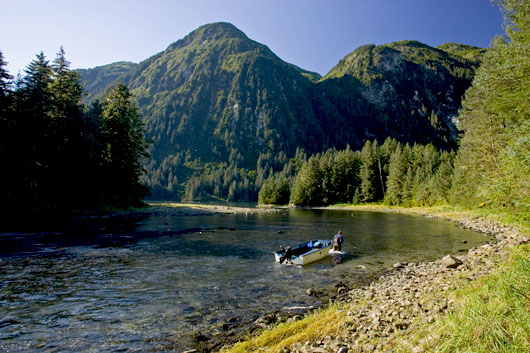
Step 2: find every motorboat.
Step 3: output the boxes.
[274,239,332,266]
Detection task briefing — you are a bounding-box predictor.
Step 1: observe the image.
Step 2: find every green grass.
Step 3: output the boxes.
[396,244,530,353]
[223,303,347,353]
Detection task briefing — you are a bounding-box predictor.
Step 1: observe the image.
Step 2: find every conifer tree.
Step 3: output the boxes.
[17,52,54,204]
[452,0,530,211]
[359,140,376,202]
[0,51,14,208]
[384,144,406,205]
[289,156,322,206]
[101,84,150,206]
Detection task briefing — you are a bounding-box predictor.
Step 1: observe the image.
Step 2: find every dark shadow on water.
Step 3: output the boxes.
[0,218,204,257]
[0,223,265,260]
[155,237,266,259]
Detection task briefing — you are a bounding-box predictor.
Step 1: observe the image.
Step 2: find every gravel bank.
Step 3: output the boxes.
[275,212,529,353]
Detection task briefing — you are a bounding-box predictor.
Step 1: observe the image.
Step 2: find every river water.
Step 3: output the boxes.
[0,207,488,352]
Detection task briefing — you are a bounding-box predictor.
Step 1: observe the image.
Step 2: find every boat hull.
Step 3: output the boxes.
[274,240,332,266]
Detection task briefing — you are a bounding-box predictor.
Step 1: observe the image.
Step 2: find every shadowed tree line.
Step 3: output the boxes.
[0,48,150,222]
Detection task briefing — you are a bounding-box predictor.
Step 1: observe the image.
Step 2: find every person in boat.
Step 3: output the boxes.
[333,230,344,251]
[279,246,293,263]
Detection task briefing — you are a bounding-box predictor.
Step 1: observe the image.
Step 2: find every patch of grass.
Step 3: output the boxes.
[222,303,346,353]
[395,244,530,353]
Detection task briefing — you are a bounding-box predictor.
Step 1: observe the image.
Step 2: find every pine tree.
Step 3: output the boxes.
[101,84,150,206]
[430,151,454,204]
[0,51,14,209]
[384,144,406,205]
[289,156,322,206]
[0,50,12,146]
[50,47,83,118]
[359,140,376,202]
[17,52,54,204]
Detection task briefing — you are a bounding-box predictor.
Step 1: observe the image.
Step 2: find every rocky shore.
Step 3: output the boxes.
[208,209,528,353]
[272,213,528,353]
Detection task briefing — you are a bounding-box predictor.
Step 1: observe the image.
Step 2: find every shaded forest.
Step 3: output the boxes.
[0,48,150,223]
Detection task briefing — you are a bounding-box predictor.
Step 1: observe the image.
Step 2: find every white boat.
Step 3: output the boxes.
[274,239,333,266]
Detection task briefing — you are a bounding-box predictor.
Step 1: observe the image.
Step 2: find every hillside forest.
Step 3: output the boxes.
[0,0,528,222]
[262,0,529,218]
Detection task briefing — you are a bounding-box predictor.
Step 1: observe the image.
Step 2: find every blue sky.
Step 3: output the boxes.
[3,0,503,76]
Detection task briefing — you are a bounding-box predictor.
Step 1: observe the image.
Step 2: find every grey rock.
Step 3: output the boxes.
[440,254,463,268]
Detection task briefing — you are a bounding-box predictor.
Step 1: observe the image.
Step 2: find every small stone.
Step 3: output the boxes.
[440,255,463,268]
[193,332,209,342]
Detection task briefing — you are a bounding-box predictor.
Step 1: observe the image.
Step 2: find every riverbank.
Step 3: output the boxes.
[221,205,530,353]
[146,201,283,216]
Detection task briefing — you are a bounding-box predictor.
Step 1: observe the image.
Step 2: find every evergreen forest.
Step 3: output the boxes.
[260,0,530,223]
[0,48,150,224]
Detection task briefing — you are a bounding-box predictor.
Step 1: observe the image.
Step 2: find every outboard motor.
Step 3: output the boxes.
[279,246,293,263]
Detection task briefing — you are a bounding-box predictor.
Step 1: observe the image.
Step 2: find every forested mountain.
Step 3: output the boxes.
[322,40,481,149]
[78,22,483,201]
[77,61,137,102]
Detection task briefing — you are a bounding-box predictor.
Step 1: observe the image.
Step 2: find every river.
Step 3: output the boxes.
[0,207,488,352]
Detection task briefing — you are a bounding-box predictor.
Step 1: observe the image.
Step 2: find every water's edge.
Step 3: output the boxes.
[0,204,493,352]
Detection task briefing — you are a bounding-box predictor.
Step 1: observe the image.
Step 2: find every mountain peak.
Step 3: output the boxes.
[162,22,251,54]
[185,22,247,43]
[195,22,246,37]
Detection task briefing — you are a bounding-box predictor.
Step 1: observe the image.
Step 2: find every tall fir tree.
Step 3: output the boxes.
[359,140,376,202]
[18,52,54,205]
[384,144,406,205]
[101,84,150,206]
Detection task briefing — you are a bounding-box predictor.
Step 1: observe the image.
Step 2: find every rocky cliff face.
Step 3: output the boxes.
[323,40,481,148]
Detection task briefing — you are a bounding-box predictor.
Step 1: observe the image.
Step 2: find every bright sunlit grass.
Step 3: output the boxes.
[222,303,347,353]
[395,243,530,353]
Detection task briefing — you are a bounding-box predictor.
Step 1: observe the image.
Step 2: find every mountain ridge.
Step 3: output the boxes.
[77,22,483,200]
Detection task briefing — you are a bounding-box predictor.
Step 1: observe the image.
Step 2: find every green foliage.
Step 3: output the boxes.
[287,147,362,206]
[261,137,454,207]
[452,0,530,215]
[100,84,150,207]
[384,144,406,205]
[289,155,324,206]
[359,140,377,202]
[78,23,481,202]
[258,174,290,205]
[0,49,150,222]
[436,42,487,62]
[77,61,137,102]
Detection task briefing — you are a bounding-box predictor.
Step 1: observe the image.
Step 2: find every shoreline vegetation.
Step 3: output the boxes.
[164,202,529,353]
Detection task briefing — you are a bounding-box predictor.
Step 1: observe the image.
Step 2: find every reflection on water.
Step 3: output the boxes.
[0,208,488,351]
